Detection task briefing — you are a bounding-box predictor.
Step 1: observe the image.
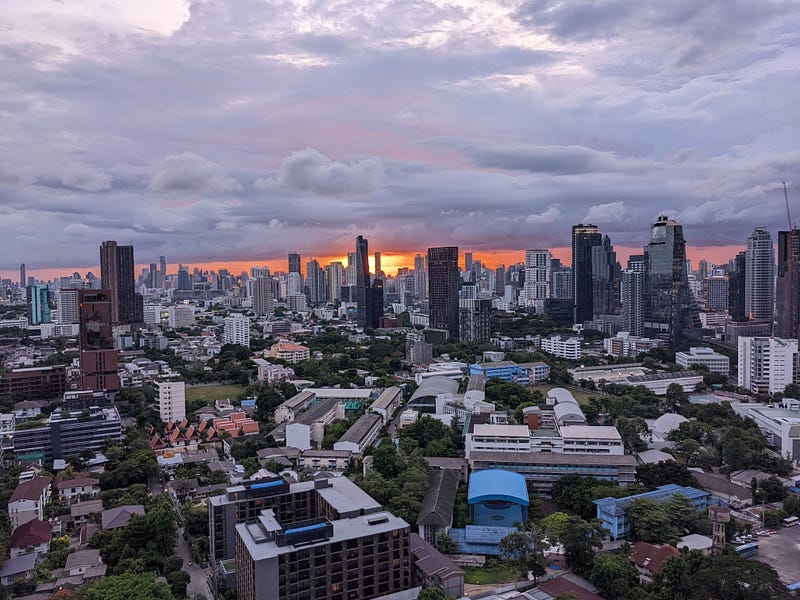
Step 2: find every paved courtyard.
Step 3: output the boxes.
[754,524,800,585]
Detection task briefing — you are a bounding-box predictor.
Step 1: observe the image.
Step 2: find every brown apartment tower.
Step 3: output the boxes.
[78,290,120,391]
[427,247,460,340]
[100,240,143,324]
[776,229,800,338]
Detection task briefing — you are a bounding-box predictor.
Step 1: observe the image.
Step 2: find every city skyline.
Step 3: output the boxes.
[2,2,799,273]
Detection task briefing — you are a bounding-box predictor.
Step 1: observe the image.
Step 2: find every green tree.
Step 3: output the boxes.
[418,587,449,600]
[783,494,800,516]
[167,570,191,598]
[616,416,649,454]
[435,532,457,555]
[759,475,787,502]
[589,553,639,600]
[560,516,606,575]
[76,573,175,600]
[691,552,793,599]
[498,529,547,583]
[636,462,697,489]
[539,511,570,543]
[665,383,689,411]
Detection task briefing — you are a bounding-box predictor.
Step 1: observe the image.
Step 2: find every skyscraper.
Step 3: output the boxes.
[177,265,192,291]
[355,236,370,327]
[19,264,25,289]
[325,262,344,302]
[427,246,460,339]
[776,229,800,338]
[728,251,747,320]
[414,253,427,299]
[149,262,159,288]
[159,255,167,280]
[374,252,382,278]
[745,227,774,324]
[643,216,699,348]
[572,224,602,323]
[621,269,644,336]
[57,289,80,324]
[26,284,51,325]
[306,259,327,305]
[78,289,120,391]
[591,235,619,317]
[523,249,551,312]
[252,276,274,316]
[368,279,384,328]
[100,240,143,324]
[288,252,301,275]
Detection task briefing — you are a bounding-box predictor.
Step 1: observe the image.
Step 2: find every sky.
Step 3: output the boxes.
[2,0,800,279]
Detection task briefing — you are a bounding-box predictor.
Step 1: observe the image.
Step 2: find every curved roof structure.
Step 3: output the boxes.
[652,413,688,438]
[409,377,459,402]
[554,402,586,424]
[547,388,579,406]
[468,470,529,507]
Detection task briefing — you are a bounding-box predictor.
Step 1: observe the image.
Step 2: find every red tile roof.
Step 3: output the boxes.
[630,542,680,574]
[57,478,100,490]
[10,476,52,503]
[10,519,52,549]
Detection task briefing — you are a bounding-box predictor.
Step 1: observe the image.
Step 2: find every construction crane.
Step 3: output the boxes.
[784,181,794,230]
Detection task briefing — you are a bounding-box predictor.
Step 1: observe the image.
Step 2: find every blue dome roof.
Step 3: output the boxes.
[468,469,529,507]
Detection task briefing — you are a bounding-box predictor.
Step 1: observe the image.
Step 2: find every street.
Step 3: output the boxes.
[177,524,212,599]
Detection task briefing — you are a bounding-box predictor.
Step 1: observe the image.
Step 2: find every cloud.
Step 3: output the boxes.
[526,206,562,224]
[583,201,628,224]
[149,153,241,193]
[276,148,385,196]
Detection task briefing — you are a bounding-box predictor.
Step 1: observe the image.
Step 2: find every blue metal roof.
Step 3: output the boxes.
[594,484,709,516]
[468,469,529,507]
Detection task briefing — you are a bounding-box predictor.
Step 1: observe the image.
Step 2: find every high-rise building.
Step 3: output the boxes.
[155,376,186,422]
[728,251,747,320]
[325,262,344,302]
[78,290,119,391]
[288,252,301,275]
[252,276,274,316]
[374,251,382,279]
[159,255,167,280]
[465,252,473,274]
[745,227,774,323]
[57,289,80,324]
[621,270,644,336]
[19,264,25,290]
[459,298,491,342]
[178,265,192,291]
[149,262,159,288]
[355,236,370,327]
[367,279,384,328]
[427,247,460,339]
[572,224,602,323]
[776,229,800,339]
[414,254,427,300]
[26,284,51,325]
[523,249,551,312]
[306,259,327,305]
[703,276,729,312]
[738,336,798,394]
[697,259,709,282]
[100,240,143,324]
[591,235,619,317]
[643,216,699,349]
[287,272,303,297]
[223,314,250,347]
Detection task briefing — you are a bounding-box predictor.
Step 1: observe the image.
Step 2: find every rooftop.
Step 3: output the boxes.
[472,424,530,438]
[469,469,529,507]
[293,397,341,425]
[336,413,382,445]
[417,469,460,528]
[560,425,621,440]
[410,533,463,580]
[10,476,51,503]
[594,484,709,515]
[470,451,638,466]
[371,387,401,410]
[627,371,702,383]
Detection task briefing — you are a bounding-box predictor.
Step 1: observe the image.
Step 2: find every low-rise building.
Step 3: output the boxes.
[410,533,464,598]
[621,371,704,395]
[746,399,800,462]
[57,477,100,505]
[297,449,352,471]
[253,358,295,383]
[416,469,460,545]
[540,336,581,360]
[0,553,37,586]
[603,333,663,358]
[9,519,51,558]
[594,484,710,540]
[101,504,145,530]
[468,361,551,385]
[9,476,52,530]
[333,413,383,456]
[369,386,402,423]
[265,340,310,364]
[675,347,730,375]
[630,542,679,582]
[285,398,345,451]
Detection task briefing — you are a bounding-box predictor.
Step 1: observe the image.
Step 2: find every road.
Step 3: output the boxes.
[177,524,212,599]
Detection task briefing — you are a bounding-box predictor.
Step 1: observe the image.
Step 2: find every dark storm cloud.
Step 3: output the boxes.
[1,0,800,273]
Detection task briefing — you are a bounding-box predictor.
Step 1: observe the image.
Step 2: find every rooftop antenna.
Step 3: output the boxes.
[783,181,794,230]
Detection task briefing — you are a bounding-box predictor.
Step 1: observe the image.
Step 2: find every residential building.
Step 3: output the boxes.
[747,399,800,461]
[414,253,427,300]
[738,337,798,393]
[100,240,143,324]
[297,449,352,471]
[594,484,709,540]
[621,269,644,336]
[155,376,187,422]
[355,235,371,327]
[428,247,460,340]
[776,229,800,339]
[56,477,100,505]
[326,262,344,302]
[410,534,464,598]
[643,216,699,348]
[728,250,747,320]
[541,335,581,360]
[101,504,145,530]
[591,235,619,317]
[254,359,295,383]
[630,542,679,582]
[9,519,51,558]
[458,297,491,343]
[285,398,345,450]
[333,413,383,456]
[0,365,67,402]
[745,227,774,324]
[523,249,551,312]
[703,276,728,311]
[675,347,730,375]
[13,407,123,463]
[57,288,80,324]
[78,289,120,391]
[266,340,310,364]
[0,554,37,587]
[168,304,196,328]
[8,476,51,529]
[26,284,51,325]
[223,314,250,347]
[235,477,413,600]
[603,332,662,358]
